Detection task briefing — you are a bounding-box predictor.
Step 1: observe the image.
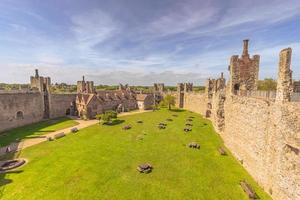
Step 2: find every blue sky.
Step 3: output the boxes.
[0,0,300,85]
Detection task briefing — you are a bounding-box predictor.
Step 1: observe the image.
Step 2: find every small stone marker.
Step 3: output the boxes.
[71,127,78,133]
[158,122,167,129]
[158,124,166,129]
[188,142,200,149]
[123,125,132,130]
[184,127,192,132]
[5,146,11,153]
[218,147,227,155]
[54,132,65,139]
[186,118,193,122]
[185,123,193,126]
[240,180,257,199]
[137,163,153,173]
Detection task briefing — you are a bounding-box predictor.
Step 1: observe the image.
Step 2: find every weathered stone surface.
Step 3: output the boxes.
[0,159,26,171]
[54,132,65,139]
[184,127,192,132]
[167,42,299,200]
[137,163,153,173]
[218,147,226,155]
[240,180,257,199]
[188,142,200,149]
[71,127,78,133]
[122,125,131,130]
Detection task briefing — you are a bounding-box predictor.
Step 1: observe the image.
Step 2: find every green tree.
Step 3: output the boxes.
[101,111,118,125]
[162,95,176,110]
[257,78,277,91]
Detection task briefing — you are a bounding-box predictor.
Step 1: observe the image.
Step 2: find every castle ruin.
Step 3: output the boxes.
[170,40,300,200]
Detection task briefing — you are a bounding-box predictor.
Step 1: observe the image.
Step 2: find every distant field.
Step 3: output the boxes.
[0,110,271,200]
[0,117,79,147]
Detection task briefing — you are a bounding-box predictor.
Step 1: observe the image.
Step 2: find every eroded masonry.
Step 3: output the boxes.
[169,41,300,200]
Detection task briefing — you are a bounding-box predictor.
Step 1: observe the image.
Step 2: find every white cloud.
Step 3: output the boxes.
[147,1,219,37]
[218,0,300,29]
[71,10,119,49]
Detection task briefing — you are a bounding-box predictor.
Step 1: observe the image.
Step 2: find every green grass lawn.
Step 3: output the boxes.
[0,110,271,200]
[0,117,79,147]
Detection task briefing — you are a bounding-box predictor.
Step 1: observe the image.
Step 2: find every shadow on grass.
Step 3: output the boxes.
[0,151,22,198]
[103,119,125,126]
[0,117,74,148]
[169,109,185,112]
[24,135,48,139]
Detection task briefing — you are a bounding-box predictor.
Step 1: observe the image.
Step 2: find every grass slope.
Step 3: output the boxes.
[0,110,271,200]
[0,117,79,147]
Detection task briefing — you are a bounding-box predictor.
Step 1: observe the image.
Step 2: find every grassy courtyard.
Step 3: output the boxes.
[0,117,79,147]
[0,109,271,200]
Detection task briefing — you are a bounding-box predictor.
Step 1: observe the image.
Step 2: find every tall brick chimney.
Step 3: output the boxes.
[35,69,39,78]
[242,39,249,57]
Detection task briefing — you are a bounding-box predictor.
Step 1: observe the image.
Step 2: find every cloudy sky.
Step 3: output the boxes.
[0,0,300,85]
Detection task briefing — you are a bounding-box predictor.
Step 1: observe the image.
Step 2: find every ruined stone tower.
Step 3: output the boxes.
[30,69,51,92]
[183,83,193,93]
[276,48,293,103]
[30,69,51,119]
[176,83,193,108]
[77,76,95,94]
[153,83,165,93]
[177,83,184,108]
[228,40,260,94]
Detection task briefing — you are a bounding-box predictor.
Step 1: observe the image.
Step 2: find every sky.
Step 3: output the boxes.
[0,0,300,86]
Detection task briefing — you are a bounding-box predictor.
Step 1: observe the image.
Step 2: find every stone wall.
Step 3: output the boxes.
[223,95,300,200]
[177,89,299,200]
[49,94,77,118]
[0,92,44,133]
[183,92,206,115]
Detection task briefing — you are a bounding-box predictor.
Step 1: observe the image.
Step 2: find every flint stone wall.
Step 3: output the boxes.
[174,91,299,200]
[0,92,44,133]
[49,94,76,118]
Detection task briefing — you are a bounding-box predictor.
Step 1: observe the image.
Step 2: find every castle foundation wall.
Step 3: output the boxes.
[0,92,44,133]
[49,94,77,118]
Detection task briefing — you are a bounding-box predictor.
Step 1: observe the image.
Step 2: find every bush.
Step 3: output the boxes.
[101,111,118,125]
[95,114,102,121]
[161,95,176,110]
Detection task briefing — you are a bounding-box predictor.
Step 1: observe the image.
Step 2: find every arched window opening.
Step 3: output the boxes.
[206,110,211,118]
[16,111,24,120]
[66,108,71,115]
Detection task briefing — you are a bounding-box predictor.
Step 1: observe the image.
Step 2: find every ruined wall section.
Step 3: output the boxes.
[0,92,44,133]
[223,96,271,186]
[267,102,300,200]
[223,95,300,200]
[183,92,206,115]
[49,94,77,118]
